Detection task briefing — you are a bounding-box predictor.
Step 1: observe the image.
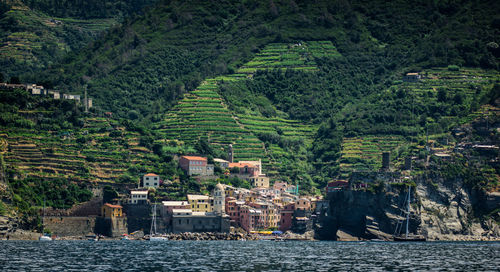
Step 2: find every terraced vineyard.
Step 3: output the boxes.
[401,67,499,108]
[237,41,340,74]
[154,79,267,161]
[1,117,159,184]
[339,67,500,175]
[340,136,407,174]
[154,41,330,177]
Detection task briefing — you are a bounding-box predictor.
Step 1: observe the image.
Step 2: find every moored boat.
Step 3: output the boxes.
[393,185,426,242]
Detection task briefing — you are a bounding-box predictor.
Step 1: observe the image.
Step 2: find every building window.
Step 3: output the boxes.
[179,219,181,224]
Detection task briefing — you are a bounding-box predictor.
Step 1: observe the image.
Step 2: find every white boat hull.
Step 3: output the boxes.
[149,236,168,241]
[39,235,52,241]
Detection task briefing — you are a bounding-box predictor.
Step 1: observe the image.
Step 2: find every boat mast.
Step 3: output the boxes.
[150,204,157,235]
[406,186,411,238]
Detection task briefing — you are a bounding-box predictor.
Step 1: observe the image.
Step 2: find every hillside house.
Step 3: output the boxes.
[63,93,81,101]
[214,158,230,169]
[179,156,214,176]
[142,173,160,188]
[26,84,46,95]
[403,72,421,82]
[249,174,270,188]
[229,162,259,176]
[239,160,262,175]
[129,190,148,204]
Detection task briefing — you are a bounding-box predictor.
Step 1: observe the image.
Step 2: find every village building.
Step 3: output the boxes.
[101,203,123,218]
[239,205,264,232]
[229,162,259,176]
[239,160,262,175]
[403,72,421,82]
[179,156,214,176]
[214,158,230,169]
[142,173,160,188]
[129,190,148,204]
[187,194,212,212]
[62,93,81,101]
[249,201,279,230]
[171,210,230,233]
[279,203,295,232]
[97,204,127,238]
[225,197,244,227]
[249,174,270,188]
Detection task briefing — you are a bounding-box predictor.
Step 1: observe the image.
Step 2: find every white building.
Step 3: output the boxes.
[143,173,160,188]
[129,190,148,204]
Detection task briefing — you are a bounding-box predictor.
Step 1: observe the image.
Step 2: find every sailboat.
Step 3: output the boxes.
[393,185,426,242]
[39,200,53,241]
[149,204,167,241]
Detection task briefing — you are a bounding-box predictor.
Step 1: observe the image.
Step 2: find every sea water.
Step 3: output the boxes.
[1,240,499,271]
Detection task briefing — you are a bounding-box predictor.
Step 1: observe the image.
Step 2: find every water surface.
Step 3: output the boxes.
[1,240,498,271]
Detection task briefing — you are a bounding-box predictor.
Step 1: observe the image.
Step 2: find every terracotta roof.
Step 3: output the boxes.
[229,162,257,168]
[103,203,122,209]
[181,156,207,161]
[144,173,158,176]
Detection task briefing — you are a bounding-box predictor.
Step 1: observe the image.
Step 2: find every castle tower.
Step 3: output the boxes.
[382,151,390,170]
[213,183,225,215]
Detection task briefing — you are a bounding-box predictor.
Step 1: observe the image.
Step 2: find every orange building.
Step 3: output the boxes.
[101,203,123,218]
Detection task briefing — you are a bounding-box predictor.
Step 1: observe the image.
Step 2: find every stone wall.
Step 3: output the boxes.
[95,217,128,237]
[44,216,97,237]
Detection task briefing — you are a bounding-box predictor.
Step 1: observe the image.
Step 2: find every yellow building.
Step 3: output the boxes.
[101,203,123,218]
[249,175,270,188]
[187,194,212,212]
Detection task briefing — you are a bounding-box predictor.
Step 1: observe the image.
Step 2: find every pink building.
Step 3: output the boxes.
[179,156,214,176]
[240,205,264,232]
[249,202,279,230]
[279,203,295,232]
[229,162,259,176]
[225,197,243,227]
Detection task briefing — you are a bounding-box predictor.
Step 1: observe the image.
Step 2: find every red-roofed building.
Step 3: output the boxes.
[101,203,123,218]
[143,173,160,188]
[179,156,214,176]
[229,162,259,176]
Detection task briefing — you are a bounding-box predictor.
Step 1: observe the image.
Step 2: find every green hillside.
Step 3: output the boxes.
[0,0,498,218]
[0,0,158,79]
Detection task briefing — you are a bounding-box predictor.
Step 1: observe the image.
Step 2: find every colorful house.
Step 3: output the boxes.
[187,194,212,212]
[279,203,295,232]
[179,156,214,176]
[101,203,123,218]
[228,162,259,176]
[249,174,270,188]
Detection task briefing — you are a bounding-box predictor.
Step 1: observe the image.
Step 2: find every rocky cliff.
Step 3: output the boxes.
[316,178,500,241]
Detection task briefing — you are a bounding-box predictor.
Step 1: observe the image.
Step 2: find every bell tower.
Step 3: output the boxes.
[228,144,233,163]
